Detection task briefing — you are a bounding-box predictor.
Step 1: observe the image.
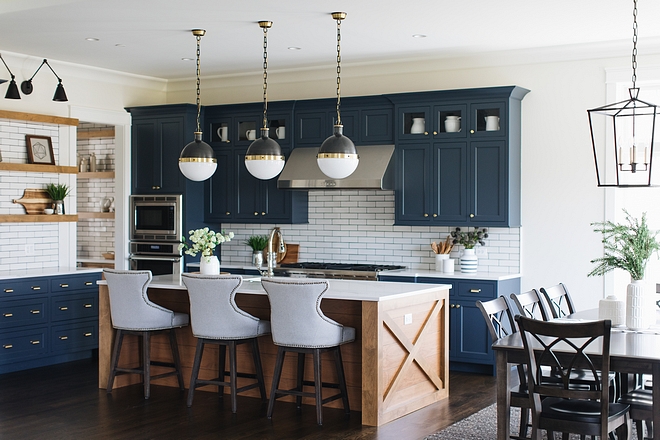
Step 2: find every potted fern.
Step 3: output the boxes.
[245,235,269,267]
[589,210,660,329]
[45,183,70,215]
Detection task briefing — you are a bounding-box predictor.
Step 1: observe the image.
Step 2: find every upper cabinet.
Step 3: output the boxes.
[389,86,529,227]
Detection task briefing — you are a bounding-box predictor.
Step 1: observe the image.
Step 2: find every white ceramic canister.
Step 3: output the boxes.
[598,295,625,327]
[435,254,449,272]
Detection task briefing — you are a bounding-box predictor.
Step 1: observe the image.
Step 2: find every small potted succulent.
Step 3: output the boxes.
[45,183,70,215]
[245,235,269,267]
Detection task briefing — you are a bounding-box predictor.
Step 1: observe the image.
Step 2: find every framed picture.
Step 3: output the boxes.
[26,135,55,165]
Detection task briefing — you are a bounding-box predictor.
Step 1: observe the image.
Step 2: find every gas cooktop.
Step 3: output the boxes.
[276,262,406,281]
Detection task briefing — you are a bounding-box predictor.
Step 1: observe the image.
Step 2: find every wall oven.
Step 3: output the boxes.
[129,241,182,276]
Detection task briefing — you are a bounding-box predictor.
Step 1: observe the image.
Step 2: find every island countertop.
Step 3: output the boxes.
[98,273,452,302]
[0,266,102,281]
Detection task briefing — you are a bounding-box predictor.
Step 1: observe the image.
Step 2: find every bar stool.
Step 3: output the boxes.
[181,274,270,412]
[104,269,189,399]
[261,278,355,425]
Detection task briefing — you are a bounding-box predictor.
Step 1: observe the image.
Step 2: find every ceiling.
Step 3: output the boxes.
[2,0,660,81]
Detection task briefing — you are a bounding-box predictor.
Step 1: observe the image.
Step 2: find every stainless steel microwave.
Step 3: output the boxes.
[130,194,182,241]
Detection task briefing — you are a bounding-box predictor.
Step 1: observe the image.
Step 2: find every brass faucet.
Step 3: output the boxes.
[265,227,285,277]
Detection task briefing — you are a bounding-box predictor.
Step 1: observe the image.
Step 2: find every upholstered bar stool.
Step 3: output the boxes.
[104,269,189,399]
[261,278,355,425]
[181,274,270,412]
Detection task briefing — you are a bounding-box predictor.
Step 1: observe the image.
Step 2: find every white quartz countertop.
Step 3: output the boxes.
[0,267,103,281]
[98,273,451,302]
[386,270,521,281]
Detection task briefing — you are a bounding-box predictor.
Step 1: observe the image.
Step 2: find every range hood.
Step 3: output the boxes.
[277,145,395,190]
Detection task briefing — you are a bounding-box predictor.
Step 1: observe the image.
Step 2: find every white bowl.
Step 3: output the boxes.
[44,208,54,215]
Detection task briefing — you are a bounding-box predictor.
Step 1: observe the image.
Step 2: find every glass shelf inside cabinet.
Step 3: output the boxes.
[237,120,257,142]
[437,109,463,134]
[268,119,286,141]
[403,112,427,135]
[475,108,501,133]
[211,122,230,143]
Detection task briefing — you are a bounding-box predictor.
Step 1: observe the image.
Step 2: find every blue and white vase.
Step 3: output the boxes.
[460,248,478,273]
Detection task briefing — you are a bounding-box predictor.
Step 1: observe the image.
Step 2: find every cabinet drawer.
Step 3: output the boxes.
[0,327,48,363]
[0,297,48,329]
[51,321,98,353]
[50,274,101,293]
[454,281,495,299]
[0,278,49,296]
[51,293,98,322]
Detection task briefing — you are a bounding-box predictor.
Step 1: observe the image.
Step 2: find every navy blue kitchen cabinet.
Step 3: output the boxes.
[390,86,528,227]
[0,272,102,374]
[204,102,308,224]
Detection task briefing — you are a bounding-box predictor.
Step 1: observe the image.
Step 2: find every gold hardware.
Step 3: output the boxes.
[30,340,40,345]
[424,131,428,135]
[152,186,160,190]
[3,344,13,349]
[423,213,429,217]
[59,336,68,340]
[31,286,41,290]
[433,214,437,217]
[254,212,259,216]
[225,212,230,215]
[433,131,438,135]
[59,306,68,311]
[84,332,92,337]
[262,212,266,216]
[4,289,13,293]
[450,304,455,308]
[470,289,482,293]
[470,213,475,218]
[30,310,40,314]
[84,304,92,308]
[456,304,461,308]
[85,281,93,286]
[3,313,13,317]
[60,283,69,288]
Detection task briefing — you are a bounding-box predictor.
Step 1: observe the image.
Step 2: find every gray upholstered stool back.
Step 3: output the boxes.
[182,273,270,340]
[261,278,355,348]
[104,269,188,331]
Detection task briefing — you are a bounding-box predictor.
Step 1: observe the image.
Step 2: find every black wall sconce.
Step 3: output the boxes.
[21,59,68,102]
[0,54,20,99]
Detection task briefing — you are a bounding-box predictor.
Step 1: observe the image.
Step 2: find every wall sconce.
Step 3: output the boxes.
[0,54,20,99]
[21,59,68,102]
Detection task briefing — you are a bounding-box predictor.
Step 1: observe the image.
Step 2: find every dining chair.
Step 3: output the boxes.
[540,283,576,319]
[510,289,551,322]
[617,373,654,440]
[515,315,631,440]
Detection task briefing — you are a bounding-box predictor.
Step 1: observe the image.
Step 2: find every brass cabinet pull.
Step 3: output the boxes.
[3,344,13,349]
[225,212,230,215]
[254,212,259,216]
[470,289,482,293]
[59,336,68,340]
[470,129,475,134]
[433,131,438,135]
[30,340,40,345]
[59,306,69,311]
[456,304,461,308]
[152,186,161,190]
[433,214,437,217]
[3,313,13,317]
[450,304,455,308]
[83,304,92,308]
[261,212,266,216]
[30,310,40,314]
[4,289,13,293]
[470,214,475,218]
[84,332,92,337]
[31,286,41,290]
[423,213,429,217]
[85,281,93,286]
[59,283,69,288]
[424,131,429,135]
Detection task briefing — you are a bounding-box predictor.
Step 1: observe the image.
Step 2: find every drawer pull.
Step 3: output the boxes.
[30,340,40,345]
[59,283,69,288]
[85,281,93,286]
[31,286,41,291]
[4,289,13,293]
[470,289,482,293]
[59,306,69,311]
[84,332,92,337]
[30,310,40,314]
[84,304,92,308]
[59,336,68,340]
[3,313,13,317]
[3,344,13,349]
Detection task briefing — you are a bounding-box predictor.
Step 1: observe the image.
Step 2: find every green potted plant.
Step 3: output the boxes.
[245,235,269,267]
[45,183,70,215]
[450,227,488,274]
[589,210,660,329]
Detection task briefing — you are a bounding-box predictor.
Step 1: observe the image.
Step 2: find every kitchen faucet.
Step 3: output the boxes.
[260,227,285,277]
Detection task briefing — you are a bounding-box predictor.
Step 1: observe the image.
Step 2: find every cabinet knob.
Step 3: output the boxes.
[152,186,161,190]
[456,304,461,308]
[254,212,259,216]
[433,214,437,218]
[262,212,266,216]
[424,131,429,135]
[433,131,438,135]
[470,129,475,134]
[225,212,230,215]
[423,213,429,217]
[450,304,455,308]
[470,213,475,218]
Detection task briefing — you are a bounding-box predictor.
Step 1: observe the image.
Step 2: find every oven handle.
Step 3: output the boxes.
[129,255,181,262]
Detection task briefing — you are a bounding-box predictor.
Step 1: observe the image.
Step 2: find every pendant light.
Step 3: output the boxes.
[179,29,217,182]
[317,11,359,180]
[588,0,657,187]
[245,21,285,180]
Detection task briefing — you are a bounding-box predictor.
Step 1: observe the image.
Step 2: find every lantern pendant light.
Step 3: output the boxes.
[245,21,285,180]
[588,0,657,187]
[179,29,217,182]
[317,11,359,180]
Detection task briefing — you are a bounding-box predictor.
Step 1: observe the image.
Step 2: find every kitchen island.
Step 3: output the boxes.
[98,274,450,426]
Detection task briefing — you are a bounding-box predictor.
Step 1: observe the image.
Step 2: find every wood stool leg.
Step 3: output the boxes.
[313,348,323,425]
[267,347,286,419]
[334,346,350,414]
[251,338,267,400]
[229,341,238,413]
[142,331,151,399]
[169,328,184,390]
[218,344,227,397]
[296,352,305,410]
[106,329,124,393]
[187,339,205,407]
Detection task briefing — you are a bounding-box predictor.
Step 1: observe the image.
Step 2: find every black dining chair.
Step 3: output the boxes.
[540,283,576,319]
[515,315,631,440]
[510,289,551,322]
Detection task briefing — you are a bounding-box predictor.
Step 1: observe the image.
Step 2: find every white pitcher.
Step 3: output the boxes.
[410,118,425,134]
[444,116,461,133]
[485,116,500,131]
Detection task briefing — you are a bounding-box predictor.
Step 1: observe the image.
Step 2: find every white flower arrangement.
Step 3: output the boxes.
[179,227,233,259]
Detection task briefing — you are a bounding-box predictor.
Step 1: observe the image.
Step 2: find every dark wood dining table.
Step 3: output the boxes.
[492,308,660,440]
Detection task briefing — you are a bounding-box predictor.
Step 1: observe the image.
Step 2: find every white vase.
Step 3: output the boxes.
[598,295,625,327]
[460,248,478,273]
[410,117,425,134]
[626,279,651,330]
[200,255,220,275]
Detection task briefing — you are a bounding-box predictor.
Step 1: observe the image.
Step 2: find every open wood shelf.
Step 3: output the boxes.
[77,212,114,219]
[77,129,115,139]
[0,110,78,126]
[77,171,115,179]
[0,163,78,174]
[0,214,78,223]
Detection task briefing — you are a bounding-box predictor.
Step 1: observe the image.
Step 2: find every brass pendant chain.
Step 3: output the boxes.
[262,26,269,129]
[335,16,342,126]
[195,33,202,133]
[631,0,638,89]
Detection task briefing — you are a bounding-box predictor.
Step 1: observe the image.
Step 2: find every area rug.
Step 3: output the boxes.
[423,403,639,440]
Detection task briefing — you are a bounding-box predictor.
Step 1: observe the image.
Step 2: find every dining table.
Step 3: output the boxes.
[492,308,660,440]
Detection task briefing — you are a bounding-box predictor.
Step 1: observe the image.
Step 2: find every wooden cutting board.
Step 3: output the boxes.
[12,189,52,214]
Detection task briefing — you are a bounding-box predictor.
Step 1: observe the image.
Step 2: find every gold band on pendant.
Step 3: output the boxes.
[180,157,217,163]
[317,153,358,159]
[245,155,285,161]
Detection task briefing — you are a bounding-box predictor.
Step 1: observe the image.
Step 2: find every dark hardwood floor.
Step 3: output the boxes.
[0,357,496,439]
